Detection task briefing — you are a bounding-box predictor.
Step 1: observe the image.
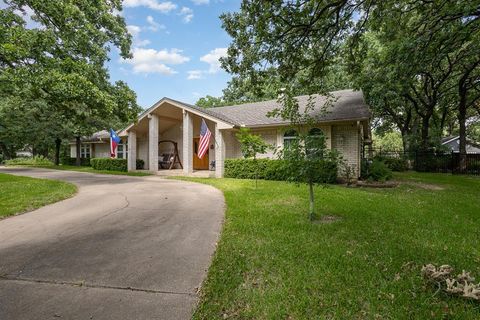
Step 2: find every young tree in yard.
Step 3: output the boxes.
[235,128,270,188]
[270,89,339,221]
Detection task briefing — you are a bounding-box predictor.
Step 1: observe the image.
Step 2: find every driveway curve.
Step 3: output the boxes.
[0,167,224,320]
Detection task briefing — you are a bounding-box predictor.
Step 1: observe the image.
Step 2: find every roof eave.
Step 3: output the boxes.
[243,116,370,129]
[122,97,237,133]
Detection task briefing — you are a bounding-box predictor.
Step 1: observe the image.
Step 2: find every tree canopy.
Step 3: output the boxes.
[218,0,480,160]
[0,0,141,160]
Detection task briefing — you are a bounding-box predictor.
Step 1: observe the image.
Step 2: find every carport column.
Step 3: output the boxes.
[148,113,159,172]
[127,130,137,172]
[215,124,225,178]
[182,110,193,174]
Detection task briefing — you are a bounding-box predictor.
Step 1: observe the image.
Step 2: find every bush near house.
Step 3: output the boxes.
[374,156,409,172]
[136,159,145,170]
[91,158,127,172]
[225,158,338,184]
[60,156,91,166]
[362,159,393,181]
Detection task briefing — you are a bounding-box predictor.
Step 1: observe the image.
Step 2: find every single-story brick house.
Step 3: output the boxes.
[70,89,371,177]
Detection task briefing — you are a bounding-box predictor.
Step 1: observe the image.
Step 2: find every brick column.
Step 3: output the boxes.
[148,113,159,172]
[215,124,225,178]
[182,110,193,174]
[127,130,137,172]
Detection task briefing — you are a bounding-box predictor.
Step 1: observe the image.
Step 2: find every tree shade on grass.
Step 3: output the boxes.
[0,173,77,218]
[175,173,480,319]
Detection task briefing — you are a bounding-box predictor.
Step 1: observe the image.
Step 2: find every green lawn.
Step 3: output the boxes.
[178,173,480,319]
[0,173,77,218]
[15,164,151,176]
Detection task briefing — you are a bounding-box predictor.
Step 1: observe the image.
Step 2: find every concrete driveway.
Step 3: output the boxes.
[0,167,224,320]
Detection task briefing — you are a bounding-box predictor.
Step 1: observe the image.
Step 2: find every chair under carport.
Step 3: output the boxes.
[158,140,183,170]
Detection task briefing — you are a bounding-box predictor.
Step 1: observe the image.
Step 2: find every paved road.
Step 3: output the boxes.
[0,167,224,320]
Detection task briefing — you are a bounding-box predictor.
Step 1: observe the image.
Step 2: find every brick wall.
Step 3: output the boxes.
[331,123,361,177]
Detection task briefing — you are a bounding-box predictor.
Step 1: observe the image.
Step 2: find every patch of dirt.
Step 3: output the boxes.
[275,196,301,206]
[406,182,445,191]
[356,180,398,188]
[314,215,343,224]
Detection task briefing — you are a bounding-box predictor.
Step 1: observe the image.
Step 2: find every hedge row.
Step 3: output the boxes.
[224,158,338,184]
[61,157,91,166]
[90,158,145,171]
[91,158,127,171]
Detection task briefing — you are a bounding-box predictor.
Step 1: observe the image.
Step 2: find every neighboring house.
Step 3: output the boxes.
[441,136,480,153]
[16,148,33,158]
[70,89,371,178]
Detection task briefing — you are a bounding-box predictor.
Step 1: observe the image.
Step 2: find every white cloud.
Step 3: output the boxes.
[126,25,151,47]
[135,39,151,47]
[123,0,176,12]
[126,25,141,37]
[179,6,193,23]
[122,48,190,75]
[135,63,175,74]
[146,15,165,31]
[187,70,203,80]
[200,47,228,73]
[191,0,209,4]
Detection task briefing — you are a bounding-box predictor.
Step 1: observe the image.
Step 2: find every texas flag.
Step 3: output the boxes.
[110,129,121,158]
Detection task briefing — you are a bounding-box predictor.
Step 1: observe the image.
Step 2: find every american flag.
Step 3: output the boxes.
[198,119,211,159]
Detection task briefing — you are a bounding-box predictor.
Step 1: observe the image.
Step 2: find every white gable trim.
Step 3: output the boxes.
[441,136,459,145]
[121,98,235,135]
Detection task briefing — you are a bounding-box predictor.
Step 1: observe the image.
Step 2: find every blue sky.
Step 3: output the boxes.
[108,0,241,108]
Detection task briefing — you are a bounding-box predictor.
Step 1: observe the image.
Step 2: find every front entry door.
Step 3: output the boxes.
[193,137,209,170]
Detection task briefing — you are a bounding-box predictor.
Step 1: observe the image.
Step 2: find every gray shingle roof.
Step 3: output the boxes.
[130,89,369,132]
[166,98,240,125]
[210,89,370,127]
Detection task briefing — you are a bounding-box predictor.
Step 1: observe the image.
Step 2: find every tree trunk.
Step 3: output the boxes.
[54,138,61,166]
[399,128,410,152]
[458,88,467,172]
[254,157,258,189]
[75,136,81,166]
[308,182,315,221]
[0,142,12,160]
[420,112,432,152]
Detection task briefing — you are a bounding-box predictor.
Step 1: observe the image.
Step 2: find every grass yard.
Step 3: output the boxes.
[14,164,151,176]
[179,172,480,319]
[0,173,77,218]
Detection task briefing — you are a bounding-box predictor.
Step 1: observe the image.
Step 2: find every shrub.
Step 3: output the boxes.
[0,154,4,164]
[366,159,393,182]
[225,158,338,184]
[136,159,145,170]
[5,156,53,166]
[90,158,127,172]
[377,157,409,172]
[60,156,91,166]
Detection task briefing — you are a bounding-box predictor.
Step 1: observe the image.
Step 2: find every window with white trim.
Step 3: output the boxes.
[283,129,298,149]
[306,127,325,158]
[117,141,128,159]
[80,144,91,158]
